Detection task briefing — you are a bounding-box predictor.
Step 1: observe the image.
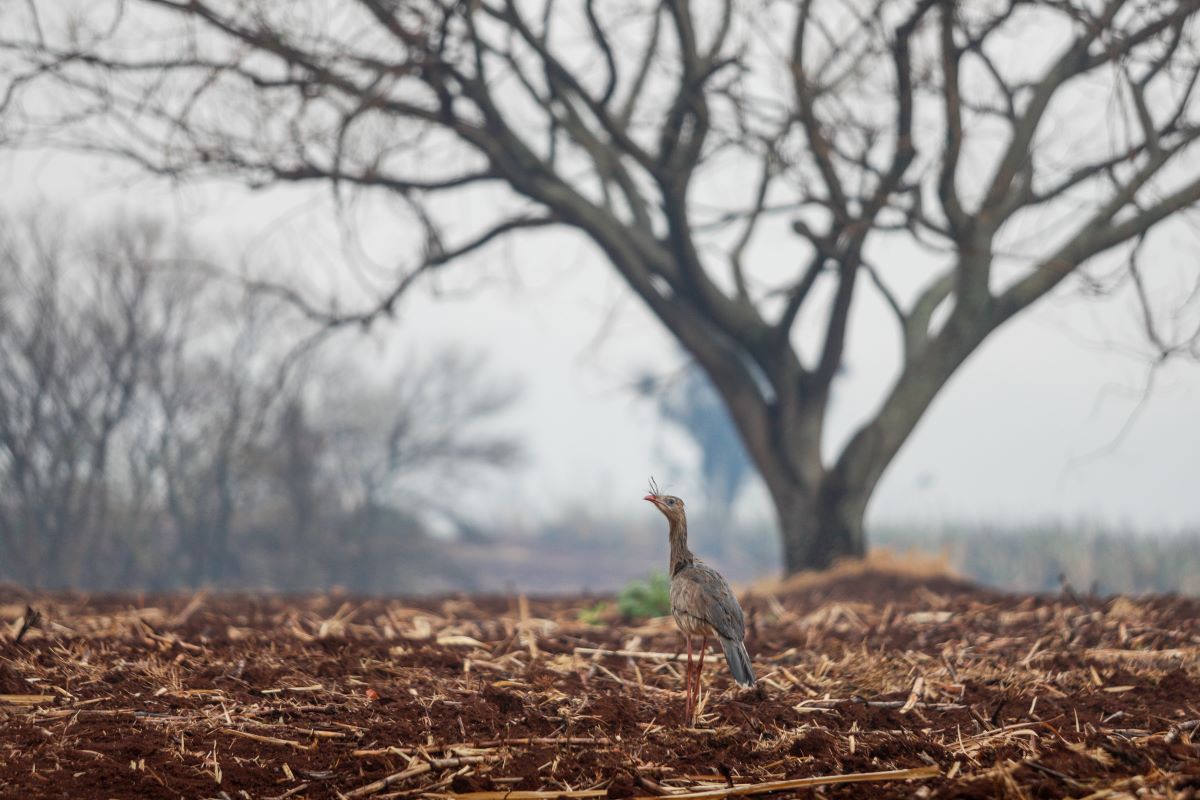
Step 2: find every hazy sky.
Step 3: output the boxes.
[6,125,1200,535]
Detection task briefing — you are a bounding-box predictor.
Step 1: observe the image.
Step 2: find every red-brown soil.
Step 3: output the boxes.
[2,561,1199,799]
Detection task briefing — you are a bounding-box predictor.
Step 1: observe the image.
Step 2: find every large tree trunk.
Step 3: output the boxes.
[769,479,870,573]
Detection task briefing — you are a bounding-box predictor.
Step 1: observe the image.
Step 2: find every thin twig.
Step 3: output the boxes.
[575,647,721,662]
[219,728,315,751]
[346,756,497,798]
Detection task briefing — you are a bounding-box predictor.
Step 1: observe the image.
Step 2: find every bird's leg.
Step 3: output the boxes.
[684,636,694,721]
[693,635,707,711]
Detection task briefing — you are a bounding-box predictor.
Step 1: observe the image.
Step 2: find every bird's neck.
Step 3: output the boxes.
[668,515,694,576]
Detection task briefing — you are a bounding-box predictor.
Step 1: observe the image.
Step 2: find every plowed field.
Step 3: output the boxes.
[2,563,1199,799]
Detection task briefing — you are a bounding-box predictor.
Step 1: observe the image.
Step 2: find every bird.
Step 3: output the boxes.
[643,481,754,722]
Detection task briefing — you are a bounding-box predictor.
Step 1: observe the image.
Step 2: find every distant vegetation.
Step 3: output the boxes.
[450,517,1200,598]
[0,214,518,592]
[874,522,1200,597]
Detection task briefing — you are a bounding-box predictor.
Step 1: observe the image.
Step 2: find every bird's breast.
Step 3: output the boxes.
[671,607,716,636]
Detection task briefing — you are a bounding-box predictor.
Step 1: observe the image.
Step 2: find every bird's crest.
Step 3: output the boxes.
[646,476,661,497]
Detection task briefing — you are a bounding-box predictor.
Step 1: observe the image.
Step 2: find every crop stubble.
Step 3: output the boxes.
[1,565,1199,799]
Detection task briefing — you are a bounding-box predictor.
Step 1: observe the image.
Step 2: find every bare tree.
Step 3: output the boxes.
[279,349,520,589]
[0,216,171,586]
[144,286,297,586]
[3,1,1200,570]
[318,349,520,524]
[0,210,523,589]
[636,364,752,544]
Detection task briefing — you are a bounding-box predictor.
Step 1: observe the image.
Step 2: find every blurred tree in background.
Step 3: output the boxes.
[3,1,1200,571]
[0,213,519,591]
[0,218,171,587]
[636,364,752,535]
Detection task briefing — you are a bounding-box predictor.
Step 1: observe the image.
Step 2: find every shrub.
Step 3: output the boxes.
[618,572,672,619]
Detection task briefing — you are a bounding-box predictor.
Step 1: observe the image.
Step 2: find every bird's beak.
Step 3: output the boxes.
[643,494,659,504]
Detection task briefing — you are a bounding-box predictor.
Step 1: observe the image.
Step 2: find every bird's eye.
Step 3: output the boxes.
[667,498,675,506]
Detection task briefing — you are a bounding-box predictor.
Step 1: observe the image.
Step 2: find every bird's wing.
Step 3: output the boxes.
[675,562,745,641]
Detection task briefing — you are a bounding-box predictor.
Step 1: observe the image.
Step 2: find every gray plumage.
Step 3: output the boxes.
[670,561,755,686]
[645,490,756,699]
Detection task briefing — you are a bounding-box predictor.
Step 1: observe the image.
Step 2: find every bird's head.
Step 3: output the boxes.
[644,478,685,522]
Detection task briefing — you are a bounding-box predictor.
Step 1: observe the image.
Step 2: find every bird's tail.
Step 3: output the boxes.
[719,637,756,687]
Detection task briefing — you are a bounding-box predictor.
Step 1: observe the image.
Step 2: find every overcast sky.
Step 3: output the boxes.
[5,126,1200,536]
